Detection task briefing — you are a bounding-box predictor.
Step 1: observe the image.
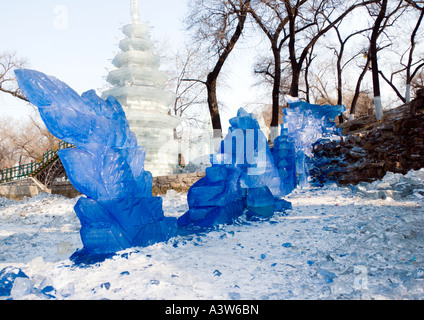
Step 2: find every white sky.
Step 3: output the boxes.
[0,0,262,128]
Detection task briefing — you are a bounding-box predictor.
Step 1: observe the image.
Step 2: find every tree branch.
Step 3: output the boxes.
[181,78,207,85]
[411,61,424,80]
[378,70,406,103]
[0,87,29,102]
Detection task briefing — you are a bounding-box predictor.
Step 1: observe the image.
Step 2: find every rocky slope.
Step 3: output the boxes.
[309,97,424,186]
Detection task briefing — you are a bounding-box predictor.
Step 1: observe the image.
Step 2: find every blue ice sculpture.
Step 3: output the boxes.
[273,96,345,194]
[15,69,177,254]
[178,108,291,228]
[272,128,297,196]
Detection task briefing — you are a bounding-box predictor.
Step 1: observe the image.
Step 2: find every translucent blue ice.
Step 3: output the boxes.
[15,69,177,254]
[178,108,290,228]
[0,267,28,297]
[273,97,345,195]
[217,108,284,197]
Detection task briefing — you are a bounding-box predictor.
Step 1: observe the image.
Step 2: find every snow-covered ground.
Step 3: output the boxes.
[1,175,423,300]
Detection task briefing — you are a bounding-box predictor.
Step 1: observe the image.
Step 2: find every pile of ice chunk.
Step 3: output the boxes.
[354,169,424,200]
[0,267,28,297]
[0,264,77,300]
[273,96,345,194]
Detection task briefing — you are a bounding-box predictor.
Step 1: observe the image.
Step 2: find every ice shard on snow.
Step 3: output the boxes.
[15,69,177,254]
[178,108,291,228]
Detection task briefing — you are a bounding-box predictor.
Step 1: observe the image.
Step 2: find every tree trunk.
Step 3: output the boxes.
[285,2,299,98]
[370,0,387,121]
[204,1,250,141]
[248,3,288,142]
[304,46,315,104]
[350,53,371,118]
[336,46,344,123]
[270,46,281,142]
[406,6,424,103]
[289,64,301,97]
[206,76,222,139]
[405,84,411,104]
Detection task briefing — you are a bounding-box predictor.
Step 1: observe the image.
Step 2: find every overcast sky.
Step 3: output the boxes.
[0,0,261,128]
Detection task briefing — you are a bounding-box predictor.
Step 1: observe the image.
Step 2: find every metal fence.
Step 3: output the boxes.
[0,141,74,184]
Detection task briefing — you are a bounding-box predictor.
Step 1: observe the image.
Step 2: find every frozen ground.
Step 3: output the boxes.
[0,178,423,300]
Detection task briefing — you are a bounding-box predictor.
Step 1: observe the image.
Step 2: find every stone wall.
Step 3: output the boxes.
[0,172,206,200]
[50,172,206,197]
[0,178,49,201]
[152,172,205,196]
[51,180,82,198]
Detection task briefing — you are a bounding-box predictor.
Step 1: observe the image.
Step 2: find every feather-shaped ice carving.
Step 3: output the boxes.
[15,69,177,254]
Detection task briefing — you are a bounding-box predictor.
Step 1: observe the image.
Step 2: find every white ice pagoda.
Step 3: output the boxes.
[102,0,180,176]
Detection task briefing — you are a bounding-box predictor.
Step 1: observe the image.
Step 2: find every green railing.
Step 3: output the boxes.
[0,141,74,184]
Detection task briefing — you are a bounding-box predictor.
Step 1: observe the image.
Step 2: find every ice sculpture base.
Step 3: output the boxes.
[177,165,245,228]
[246,187,276,218]
[75,197,177,255]
[178,199,246,228]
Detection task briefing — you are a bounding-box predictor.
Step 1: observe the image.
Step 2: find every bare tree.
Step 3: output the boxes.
[166,48,208,125]
[309,60,337,105]
[316,87,374,119]
[347,1,406,119]
[0,118,18,168]
[249,0,379,125]
[350,49,372,119]
[303,43,316,103]
[0,51,29,102]
[283,0,376,98]
[404,1,424,103]
[252,54,292,124]
[326,19,373,122]
[369,0,388,120]
[249,0,365,135]
[367,0,406,120]
[0,115,60,169]
[248,0,290,140]
[377,1,424,104]
[185,0,251,139]
[350,90,375,118]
